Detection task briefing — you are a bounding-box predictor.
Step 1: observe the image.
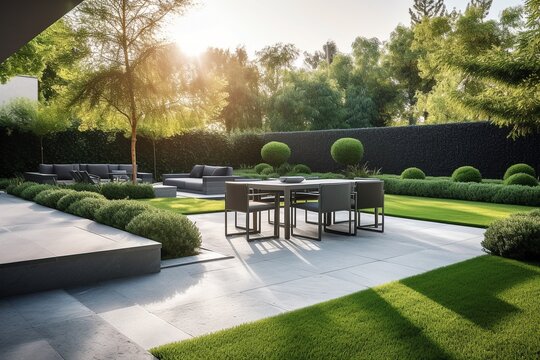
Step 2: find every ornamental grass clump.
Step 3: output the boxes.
[401,167,426,180]
[482,209,540,260]
[126,210,202,258]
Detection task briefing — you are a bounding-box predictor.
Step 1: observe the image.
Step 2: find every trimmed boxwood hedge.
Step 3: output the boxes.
[56,191,106,211]
[482,209,540,260]
[401,167,426,180]
[504,173,538,187]
[94,200,156,230]
[382,178,540,206]
[66,197,108,219]
[503,163,536,180]
[126,211,202,258]
[452,166,482,183]
[100,183,155,200]
[20,184,56,201]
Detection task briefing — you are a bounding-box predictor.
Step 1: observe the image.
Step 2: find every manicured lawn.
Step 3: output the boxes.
[141,195,535,227]
[152,256,540,359]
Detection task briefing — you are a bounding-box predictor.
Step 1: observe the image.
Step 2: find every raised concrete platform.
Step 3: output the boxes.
[0,193,161,297]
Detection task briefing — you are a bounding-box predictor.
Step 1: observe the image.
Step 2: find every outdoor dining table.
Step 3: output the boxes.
[228,179,360,240]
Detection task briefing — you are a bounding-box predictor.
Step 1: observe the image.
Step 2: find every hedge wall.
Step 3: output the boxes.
[1,122,538,179]
[0,128,264,179]
[264,122,540,178]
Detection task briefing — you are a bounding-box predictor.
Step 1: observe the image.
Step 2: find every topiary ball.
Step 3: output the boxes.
[331,138,364,166]
[401,167,426,180]
[254,163,272,174]
[451,166,482,183]
[504,163,536,180]
[260,167,275,176]
[261,142,291,167]
[504,173,539,187]
[293,164,311,174]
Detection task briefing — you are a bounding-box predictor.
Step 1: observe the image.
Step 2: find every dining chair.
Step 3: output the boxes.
[354,180,385,232]
[291,183,357,241]
[224,182,280,242]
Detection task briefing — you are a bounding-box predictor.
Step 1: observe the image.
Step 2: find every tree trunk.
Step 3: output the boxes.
[40,136,44,164]
[130,125,137,184]
[152,138,157,181]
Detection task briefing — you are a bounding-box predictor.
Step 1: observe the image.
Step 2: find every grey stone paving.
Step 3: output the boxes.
[0,194,486,359]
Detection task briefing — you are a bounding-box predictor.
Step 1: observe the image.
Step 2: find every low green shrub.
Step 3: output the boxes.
[504,173,538,187]
[382,178,540,206]
[57,191,106,211]
[95,200,155,229]
[452,166,482,183]
[293,164,311,174]
[100,183,155,200]
[64,183,102,193]
[401,167,426,180]
[481,209,540,260]
[319,172,346,179]
[126,211,202,258]
[0,178,18,190]
[9,182,38,197]
[503,163,536,180]
[260,167,275,176]
[254,163,272,174]
[66,197,108,219]
[260,141,291,167]
[34,189,76,208]
[20,184,55,201]
[5,183,18,194]
[276,163,292,176]
[331,138,364,166]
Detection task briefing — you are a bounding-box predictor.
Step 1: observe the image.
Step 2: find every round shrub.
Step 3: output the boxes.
[66,197,108,219]
[34,189,76,208]
[95,200,156,230]
[260,141,291,167]
[0,178,18,190]
[5,183,18,195]
[276,163,292,176]
[451,166,482,183]
[126,211,202,258]
[100,183,155,200]
[504,173,538,187]
[20,184,55,201]
[401,167,426,180]
[503,163,536,180]
[293,164,311,174]
[9,182,38,197]
[254,163,272,174]
[481,210,540,260]
[260,167,275,176]
[331,138,364,166]
[56,191,106,211]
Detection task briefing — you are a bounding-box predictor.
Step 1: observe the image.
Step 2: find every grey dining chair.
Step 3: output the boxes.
[354,180,385,232]
[224,182,280,242]
[292,183,357,241]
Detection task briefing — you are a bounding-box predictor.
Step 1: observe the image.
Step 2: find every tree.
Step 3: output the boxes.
[322,40,338,65]
[69,0,192,183]
[200,47,262,131]
[256,43,299,94]
[409,0,447,24]
[0,98,71,163]
[467,0,493,18]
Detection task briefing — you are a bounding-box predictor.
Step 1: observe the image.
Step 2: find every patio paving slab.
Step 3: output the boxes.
[0,194,486,358]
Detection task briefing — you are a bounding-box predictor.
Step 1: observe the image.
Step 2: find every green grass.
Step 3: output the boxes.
[140,194,535,227]
[152,256,540,359]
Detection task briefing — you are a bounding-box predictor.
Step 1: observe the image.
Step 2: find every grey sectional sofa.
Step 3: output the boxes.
[24,164,153,185]
[162,165,240,195]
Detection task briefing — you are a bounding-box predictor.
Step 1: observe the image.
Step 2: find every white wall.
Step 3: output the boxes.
[0,76,38,105]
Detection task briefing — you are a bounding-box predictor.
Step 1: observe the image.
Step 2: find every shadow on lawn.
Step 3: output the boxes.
[400,256,538,329]
[266,289,450,359]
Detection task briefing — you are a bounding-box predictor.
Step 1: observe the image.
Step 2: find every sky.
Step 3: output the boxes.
[167,0,524,58]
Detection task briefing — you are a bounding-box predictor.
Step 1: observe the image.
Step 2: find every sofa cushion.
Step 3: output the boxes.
[211,167,229,176]
[108,164,119,172]
[53,164,76,180]
[163,178,186,188]
[190,165,205,178]
[87,164,110,179]
[79,164,88,172]
[39,164,54,174]
[202,166,218,176]
[182,178,204,191]
[118,164,133,173]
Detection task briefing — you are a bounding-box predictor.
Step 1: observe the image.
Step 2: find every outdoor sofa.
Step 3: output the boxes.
[24,164,153,185]
[162,165,240,195]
